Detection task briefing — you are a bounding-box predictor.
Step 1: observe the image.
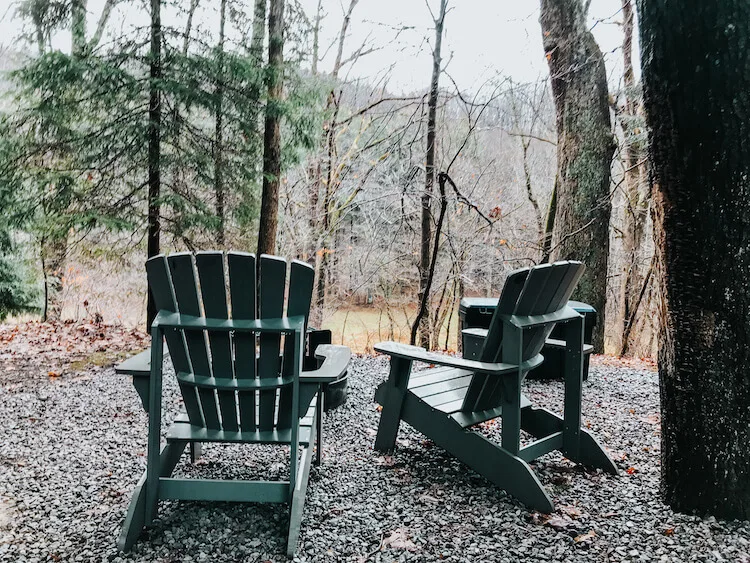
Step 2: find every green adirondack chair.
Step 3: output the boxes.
[117,251,350,556]
[373,261,617,512]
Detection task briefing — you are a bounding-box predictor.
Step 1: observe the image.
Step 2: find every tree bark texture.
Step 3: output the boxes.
[639,0,750,518]
[40,236,66,321]
[70,0,87,57]
[256,0,284,256]
[250,0,267,62]
[540,0,614,352]
[214,0,227,247]
[147,0,162,327]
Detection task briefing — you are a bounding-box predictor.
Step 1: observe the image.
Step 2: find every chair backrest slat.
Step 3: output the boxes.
[227,252,258,430]
[167,253,221,430]
[146,255,204,426]
[257,255,288,431]
[460,268,529,412]
[277,260,315,429]
[461,261,584,413]
[514,263,554,315]
[522,261,584,359]
[195,252,238,432]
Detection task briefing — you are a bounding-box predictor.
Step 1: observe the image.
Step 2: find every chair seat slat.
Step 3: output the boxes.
[410,375,473,399]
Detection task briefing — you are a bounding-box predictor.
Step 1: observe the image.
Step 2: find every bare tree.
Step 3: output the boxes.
[415,0,448,348]
[617,0,651,355]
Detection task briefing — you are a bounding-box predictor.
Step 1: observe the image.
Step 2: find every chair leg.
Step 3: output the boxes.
[460,430,554,513]
[287,441,315,557]
[118,440,187,552]
[402,394,554,513]
[315,389,323,466]
[521,407,618,474]
[190,442,202,463]
[500,372,523,456]
[374,357,413,453]
[145,333,164,526]
[118,473,148,552]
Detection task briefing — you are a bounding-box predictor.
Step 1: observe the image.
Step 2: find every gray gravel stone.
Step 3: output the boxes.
[1,356,749,562]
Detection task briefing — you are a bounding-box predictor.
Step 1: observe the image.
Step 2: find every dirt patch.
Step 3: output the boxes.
[0,320,148,385]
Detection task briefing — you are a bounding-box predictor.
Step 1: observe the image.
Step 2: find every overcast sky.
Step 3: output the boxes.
[0,0,638,93]
[305,0,637,93]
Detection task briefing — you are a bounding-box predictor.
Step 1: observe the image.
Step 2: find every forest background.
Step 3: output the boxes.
[0,0,651,356]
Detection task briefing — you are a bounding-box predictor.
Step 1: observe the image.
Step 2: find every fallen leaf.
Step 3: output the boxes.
[626,466,637,475]
[663,527,675,536]
[48,371,61,378]
[559,505,583,519]
[639,413,660,425]
[529,512,549,525]
[551,474,571,486]
[574,530,597,543]
[545,515,575,530]
[375,455,396,468]
[382,529,417,551]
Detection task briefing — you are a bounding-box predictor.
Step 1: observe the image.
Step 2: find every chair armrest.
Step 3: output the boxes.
[460,329,594,355]
[115,350,152,377]
[152,311,306,334]
[544,338,594,355]
[461,327,489,338]
[301,344,351,383]
[374,341,540,374]
[116,349,173,377]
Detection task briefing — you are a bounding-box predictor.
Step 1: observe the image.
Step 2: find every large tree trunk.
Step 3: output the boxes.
[416,0,448,349]
[639,0,750,518]
[146,0,162,327]
[256,0,284,256]
[540,0,614,352]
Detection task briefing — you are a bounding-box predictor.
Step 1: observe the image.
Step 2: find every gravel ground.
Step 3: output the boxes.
[1,356,749,563]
